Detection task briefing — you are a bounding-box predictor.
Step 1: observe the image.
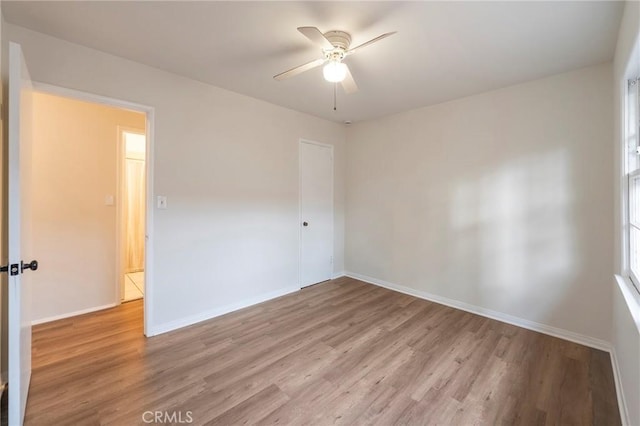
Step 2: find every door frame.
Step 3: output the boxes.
[30,82,156,336]
[298,138,334,289]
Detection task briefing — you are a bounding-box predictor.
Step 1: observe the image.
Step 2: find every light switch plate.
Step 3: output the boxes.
[104,195,114,206]
[157,196,168,209]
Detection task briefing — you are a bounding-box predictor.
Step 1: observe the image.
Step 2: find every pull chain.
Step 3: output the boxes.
[333,83,337,111]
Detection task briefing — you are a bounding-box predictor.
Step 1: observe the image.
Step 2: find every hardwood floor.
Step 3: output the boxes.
[25,277,620,425]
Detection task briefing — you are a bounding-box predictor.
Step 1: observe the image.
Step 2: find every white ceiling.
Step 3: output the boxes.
[3,1,623,123]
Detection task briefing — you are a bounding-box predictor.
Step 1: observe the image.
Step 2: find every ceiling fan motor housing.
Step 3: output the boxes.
[324,30,352,51]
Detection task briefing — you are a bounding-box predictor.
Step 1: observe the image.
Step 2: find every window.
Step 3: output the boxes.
[627,78,640,292]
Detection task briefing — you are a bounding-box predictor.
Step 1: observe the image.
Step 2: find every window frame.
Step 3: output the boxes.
[626,78,640,293]
[629,170,640,290]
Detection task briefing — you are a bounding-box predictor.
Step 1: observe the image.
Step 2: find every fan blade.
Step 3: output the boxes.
[274,58,326,81]
[346,31,397,55]
[341,64,358,94]
[298,27,334,50]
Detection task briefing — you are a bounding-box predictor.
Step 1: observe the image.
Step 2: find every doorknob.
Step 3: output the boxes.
[21,260,38,273]
[303,221,309,227]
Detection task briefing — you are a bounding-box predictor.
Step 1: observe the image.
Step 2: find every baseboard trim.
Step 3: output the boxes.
[332,271,346,279]
[147,285,300,337]
[32,303,118,325]
[345,271,611,352]
[610,347,631,426]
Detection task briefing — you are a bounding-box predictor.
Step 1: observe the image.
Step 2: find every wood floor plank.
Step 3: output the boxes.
[256,378,338,425]
[24,277,621,425]
[206,384,290,425]
[589,349,621,425]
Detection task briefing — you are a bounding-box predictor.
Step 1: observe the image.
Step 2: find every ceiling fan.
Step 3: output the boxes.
[274,27,397,94]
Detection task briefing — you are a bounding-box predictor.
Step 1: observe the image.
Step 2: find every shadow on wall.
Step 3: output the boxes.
[346,64,612,340]
[449,148,575,323]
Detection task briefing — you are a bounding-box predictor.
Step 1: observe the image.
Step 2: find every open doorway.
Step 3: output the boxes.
[28,84,154,335]
[119,129,146,302]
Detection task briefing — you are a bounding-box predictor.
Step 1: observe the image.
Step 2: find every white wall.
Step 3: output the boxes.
[612,2,640,425]
[7,24,346,334]
[346,63,614,343]
[31,92,145,322]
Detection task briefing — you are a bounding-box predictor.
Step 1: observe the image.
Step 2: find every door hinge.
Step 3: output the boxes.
[0,264,20,276]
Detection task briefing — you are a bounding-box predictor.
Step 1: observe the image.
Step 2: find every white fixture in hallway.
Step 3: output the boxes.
[123,271,144,301]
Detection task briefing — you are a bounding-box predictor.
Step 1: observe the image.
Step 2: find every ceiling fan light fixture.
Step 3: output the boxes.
[323,61,347,83]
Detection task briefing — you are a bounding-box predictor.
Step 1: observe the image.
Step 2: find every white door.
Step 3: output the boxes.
[299,141,333,287]
[7,42,35,426]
